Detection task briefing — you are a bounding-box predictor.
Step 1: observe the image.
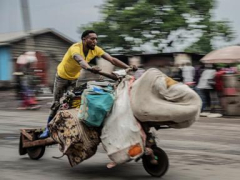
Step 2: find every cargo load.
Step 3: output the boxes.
[101,76,145,164]
[48,109,100,167]
[131,68,202,128]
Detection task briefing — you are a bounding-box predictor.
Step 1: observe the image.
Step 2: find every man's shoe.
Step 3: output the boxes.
[39,116,53,139]
[39,129,49,139]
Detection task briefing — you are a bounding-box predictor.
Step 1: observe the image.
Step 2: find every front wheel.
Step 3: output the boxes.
[27,146,45,160]
[142,146,169,177]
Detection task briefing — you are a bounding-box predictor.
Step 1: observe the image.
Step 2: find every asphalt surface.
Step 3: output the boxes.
[0,90,240,180]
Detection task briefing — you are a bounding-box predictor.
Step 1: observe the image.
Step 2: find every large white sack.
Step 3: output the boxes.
[131,68,202,128]
[101,76,144,164]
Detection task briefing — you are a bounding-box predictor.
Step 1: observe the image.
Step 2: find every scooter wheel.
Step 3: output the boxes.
[27,146,45,160]
[142,146,169,177]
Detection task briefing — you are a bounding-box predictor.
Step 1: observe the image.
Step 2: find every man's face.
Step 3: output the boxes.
[83,33,97,50]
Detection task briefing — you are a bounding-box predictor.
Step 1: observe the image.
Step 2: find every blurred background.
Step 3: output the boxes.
[0,0,239,115]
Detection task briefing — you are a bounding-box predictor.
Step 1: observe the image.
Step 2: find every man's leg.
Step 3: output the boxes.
[68,79,77,90]
[39,74,69,138]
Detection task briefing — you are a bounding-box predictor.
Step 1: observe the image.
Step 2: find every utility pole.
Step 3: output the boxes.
[20,0,34,51]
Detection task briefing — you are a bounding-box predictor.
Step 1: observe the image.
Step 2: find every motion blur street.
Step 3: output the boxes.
[1,0,240,180]
[0,90,239,180]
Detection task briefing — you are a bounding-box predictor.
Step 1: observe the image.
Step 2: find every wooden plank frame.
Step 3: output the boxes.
[20,128,57,148]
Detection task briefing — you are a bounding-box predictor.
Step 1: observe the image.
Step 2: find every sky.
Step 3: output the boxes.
[0,0,239,48]
[0,0,103,41]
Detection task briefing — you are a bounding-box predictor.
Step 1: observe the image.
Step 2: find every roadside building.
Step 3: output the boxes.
[0,28,75,88]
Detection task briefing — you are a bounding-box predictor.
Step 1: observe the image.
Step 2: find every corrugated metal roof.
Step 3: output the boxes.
[0,42,10,46]
[0,28,76,44]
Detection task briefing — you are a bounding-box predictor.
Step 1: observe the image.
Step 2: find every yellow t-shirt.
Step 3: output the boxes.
[57,42,105,80]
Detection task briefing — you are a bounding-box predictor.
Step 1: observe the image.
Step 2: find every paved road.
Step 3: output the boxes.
[0,107,239,180]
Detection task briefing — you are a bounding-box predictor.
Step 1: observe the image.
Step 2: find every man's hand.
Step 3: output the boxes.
[88,66,102,74]
[130,65,138,71]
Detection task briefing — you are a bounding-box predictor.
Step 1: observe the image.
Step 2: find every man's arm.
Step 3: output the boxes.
[101,53,130,69]
[73,54,92,70]
[73,54,101,72]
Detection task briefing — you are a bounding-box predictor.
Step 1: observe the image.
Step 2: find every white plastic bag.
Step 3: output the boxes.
[101,76,144,164]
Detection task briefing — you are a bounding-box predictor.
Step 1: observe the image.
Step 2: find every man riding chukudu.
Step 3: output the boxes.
[40,30,135,138]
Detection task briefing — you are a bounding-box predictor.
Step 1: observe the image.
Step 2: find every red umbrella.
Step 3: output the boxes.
[201,46,240,64]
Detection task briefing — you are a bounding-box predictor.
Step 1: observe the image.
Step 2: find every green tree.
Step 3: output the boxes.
[80,0,234,54]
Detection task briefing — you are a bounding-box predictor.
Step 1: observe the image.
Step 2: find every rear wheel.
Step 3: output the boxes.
[27,146,45,160]
[142,146,169,177]
[19,133,27,155]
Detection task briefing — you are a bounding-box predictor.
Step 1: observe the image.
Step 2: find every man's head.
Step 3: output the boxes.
[81,30,97,50]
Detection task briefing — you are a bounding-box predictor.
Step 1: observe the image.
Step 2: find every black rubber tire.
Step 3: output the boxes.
[27,146,45,160]
[19,133,27,155]
[142,146,169,177]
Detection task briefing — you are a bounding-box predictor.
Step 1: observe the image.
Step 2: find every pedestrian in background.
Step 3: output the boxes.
[196,64,216,112]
